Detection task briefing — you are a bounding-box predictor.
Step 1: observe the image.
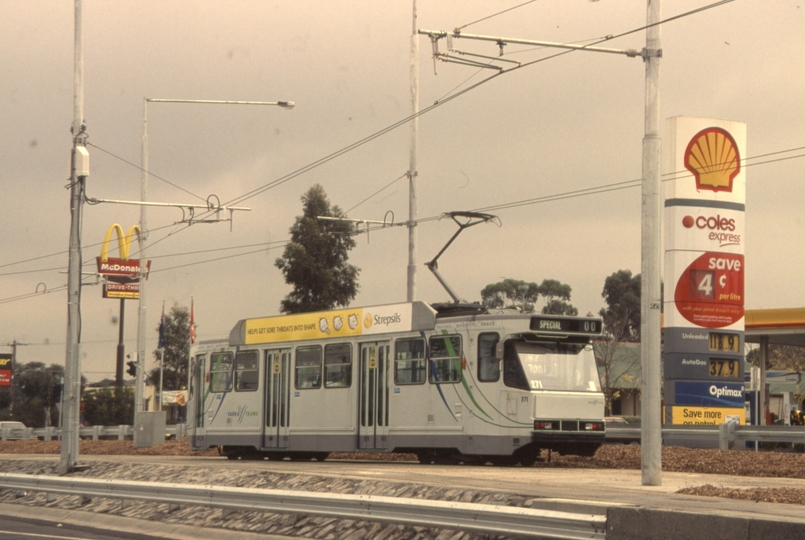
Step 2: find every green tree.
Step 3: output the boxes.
[83,387,134,427]
[149,304,191,391]
[480,278,577,314]
[2,362,66,427]
[275,184,360,314]
[746,345,805,371]
[599,270,641,342]
[596,270,642,415]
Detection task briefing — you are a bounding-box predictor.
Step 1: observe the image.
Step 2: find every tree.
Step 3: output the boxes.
[596,270,642,415]
[480,278,577,315]
[1,362,66,427]
[275,184,360,314]
[83,387,134,427]
[746,345,805,371]
[149,304,191,391]
[599,270,641,342]
[539,279,578,316]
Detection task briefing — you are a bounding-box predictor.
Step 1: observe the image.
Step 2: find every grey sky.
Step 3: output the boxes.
[1,1,803,382]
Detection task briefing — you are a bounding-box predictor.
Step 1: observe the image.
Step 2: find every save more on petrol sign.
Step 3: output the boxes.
[663,117,747,426]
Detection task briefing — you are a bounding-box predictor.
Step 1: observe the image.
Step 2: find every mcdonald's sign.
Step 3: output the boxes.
[0,353,11,387]
[96,224,151,299]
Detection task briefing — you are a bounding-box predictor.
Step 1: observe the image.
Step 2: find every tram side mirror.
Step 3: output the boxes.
[494,340,504,362]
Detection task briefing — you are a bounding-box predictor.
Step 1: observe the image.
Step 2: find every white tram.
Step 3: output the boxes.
[187,301,605,465]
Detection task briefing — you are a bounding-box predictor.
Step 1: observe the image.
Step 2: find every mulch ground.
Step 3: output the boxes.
[2,439,805,504]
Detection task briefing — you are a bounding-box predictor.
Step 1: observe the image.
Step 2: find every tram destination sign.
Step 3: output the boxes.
[529,316,601,335]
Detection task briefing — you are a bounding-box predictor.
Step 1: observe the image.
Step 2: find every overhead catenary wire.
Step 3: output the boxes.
[1,144,804,290]
[0,0,773,300]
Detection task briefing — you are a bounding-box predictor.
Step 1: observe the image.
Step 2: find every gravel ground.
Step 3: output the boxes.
[2,439,805,506]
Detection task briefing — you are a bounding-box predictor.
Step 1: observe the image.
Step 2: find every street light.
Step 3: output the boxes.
[135,98,294,414]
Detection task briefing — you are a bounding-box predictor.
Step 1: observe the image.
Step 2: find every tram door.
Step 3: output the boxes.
[263,349,291,449]
[358,341,390,450]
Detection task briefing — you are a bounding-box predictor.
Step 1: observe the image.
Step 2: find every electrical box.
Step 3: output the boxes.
[75,146,90,177]
[133,411,166,448]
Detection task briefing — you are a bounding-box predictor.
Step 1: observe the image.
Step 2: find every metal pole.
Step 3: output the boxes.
[134,97,293,414]
[9,341,16,412]
[136,100,148,414]
[640,0,662,486]
[406,0,419,303]
[115,299,125,387]
[61,0,84,474]
[158,349,164,415]
[760,336,768,425]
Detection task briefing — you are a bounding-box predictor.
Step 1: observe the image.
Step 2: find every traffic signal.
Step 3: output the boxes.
[126,360,137,377]
[51,381,62,403]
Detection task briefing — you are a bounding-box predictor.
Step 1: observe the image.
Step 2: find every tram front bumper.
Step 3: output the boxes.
[531,419,606,446]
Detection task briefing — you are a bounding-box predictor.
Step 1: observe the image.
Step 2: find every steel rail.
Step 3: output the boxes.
[0,473,606,540]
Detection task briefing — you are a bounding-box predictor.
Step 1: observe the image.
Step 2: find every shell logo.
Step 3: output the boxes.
[684,127,740,193]
[363,314,373,329]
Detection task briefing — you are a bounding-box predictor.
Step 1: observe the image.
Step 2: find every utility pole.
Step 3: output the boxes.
[61,0,86,474]
[407,0,419,302]
[640,0,663,487]
[419,0,664,486]
[135,98,293,413]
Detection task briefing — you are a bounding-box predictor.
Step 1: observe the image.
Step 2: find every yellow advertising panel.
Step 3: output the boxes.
[245,308,365,345]
[671,405,745,425]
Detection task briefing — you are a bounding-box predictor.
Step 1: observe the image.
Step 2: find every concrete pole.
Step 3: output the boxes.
[406,0,419,303]
[640,0,662,486]
[61,0,85,474]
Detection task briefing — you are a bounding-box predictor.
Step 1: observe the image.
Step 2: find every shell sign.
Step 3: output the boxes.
[662,117,747,425]
[684,128,741,193]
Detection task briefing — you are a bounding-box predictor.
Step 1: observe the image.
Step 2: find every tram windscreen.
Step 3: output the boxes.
[505,341,601,392]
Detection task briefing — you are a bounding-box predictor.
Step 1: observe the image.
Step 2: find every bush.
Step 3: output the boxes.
[83,387,134,426]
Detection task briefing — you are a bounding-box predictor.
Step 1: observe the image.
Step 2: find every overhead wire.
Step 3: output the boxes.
[0,0,761,298]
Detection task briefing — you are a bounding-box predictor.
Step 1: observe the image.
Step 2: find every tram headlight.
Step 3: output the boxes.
[584,422,605,431]
[533,421,554,430]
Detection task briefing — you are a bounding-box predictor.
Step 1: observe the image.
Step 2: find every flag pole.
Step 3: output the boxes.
[158,301,165,413]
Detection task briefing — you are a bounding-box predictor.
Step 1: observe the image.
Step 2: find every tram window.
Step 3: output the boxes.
[477,332,500,382]
[429,335,462,384]
[394,338,426,385]
[325,343,352,388]
[209,352,234,393]
[503,341,529,391]
[295,346,322,389]
[234,350,259,392]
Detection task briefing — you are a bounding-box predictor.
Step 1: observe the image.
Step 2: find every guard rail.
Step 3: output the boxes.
[0,473,605,540]
[605,424,805,449]
[0,424,187,442]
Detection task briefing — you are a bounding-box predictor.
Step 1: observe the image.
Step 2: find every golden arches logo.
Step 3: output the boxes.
[99,224,142,262]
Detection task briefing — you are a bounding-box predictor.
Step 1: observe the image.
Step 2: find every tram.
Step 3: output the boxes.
[187,301,606,465]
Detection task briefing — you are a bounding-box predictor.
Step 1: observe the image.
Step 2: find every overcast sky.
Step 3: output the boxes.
[2,1,804,382]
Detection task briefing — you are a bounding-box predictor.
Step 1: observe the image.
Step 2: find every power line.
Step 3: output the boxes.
[456,0,540,31]
[86,141,207,203]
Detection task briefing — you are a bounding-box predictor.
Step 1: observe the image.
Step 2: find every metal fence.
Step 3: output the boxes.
[606,423,805,449]
[0,423,186,442]
[4,422,805,449]
[0,473,606,540]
